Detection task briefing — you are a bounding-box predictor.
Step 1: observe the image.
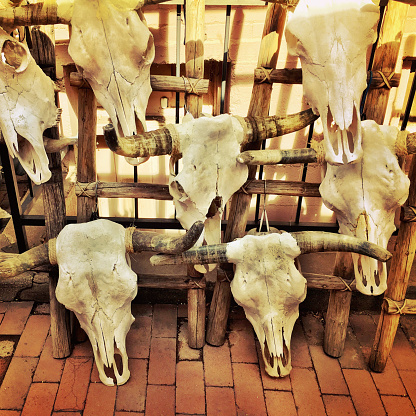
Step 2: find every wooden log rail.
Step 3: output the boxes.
[74,179,321,199]
[382,298,416,315]
[69,72,210,95]
[253,68,401,89]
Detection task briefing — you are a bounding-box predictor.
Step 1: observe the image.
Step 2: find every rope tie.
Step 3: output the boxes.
[125,227,136,254]
[376,71,394,90]
[76,181,96,198]
[257,67,273,84]
[182,76,201,95]
[192,277,205,289]
[48,239,57,265]
[338,276,354,292]
[384,297,407,315]
[240,179,254,195]
[395,130,408,157]
[310,139,326,165]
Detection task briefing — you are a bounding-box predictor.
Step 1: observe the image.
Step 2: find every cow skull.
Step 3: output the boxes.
[55,220,137,386]
[151,230,391,376]
[0,27,59,184]
[68,0,155,165]
[169,113,248,250]
[285,0,379,165]
[320,120,410,295]
[0,219,204,385]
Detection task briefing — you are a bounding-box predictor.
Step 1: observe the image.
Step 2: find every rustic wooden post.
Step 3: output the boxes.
[184,0,206,349]
[324,1,409,358]
[31,26,72,358]
[369,154,416,371]
[77,88,97,223]
[206,3,288,346]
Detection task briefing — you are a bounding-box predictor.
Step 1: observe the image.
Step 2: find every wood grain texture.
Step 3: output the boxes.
[33,25,71,359]
[76,88,97,223]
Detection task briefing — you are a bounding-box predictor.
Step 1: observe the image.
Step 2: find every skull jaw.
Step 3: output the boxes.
[247,312,298,378]
[352,254,387,296]
[322,103,362,165]
[78,309,135,386]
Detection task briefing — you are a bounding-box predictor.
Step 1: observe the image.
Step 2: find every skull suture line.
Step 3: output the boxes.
[0,27,59,184]
[55,220,137,386]
[320,120,410,296]
[151,230,391,377]
[69,0,154,164]
[285,0,379,165]
[169,113,248,250]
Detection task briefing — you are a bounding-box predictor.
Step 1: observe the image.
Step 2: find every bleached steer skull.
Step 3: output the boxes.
[320,120,410,295]
[69,0,154,164]
[169,114,248,248]
[55,220,136,386]
[151,230,391,376]
[0,27,59,184]
[0,219,203,386]
[103,109,318,258]
[285,0,379,165]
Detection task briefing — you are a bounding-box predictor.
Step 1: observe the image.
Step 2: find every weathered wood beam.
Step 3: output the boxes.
[74,179,321,199]
[137,274,206,290]
[70,72,209,95]
[207,3,289,347]
[253,68,401,89]
[0,0,171,28]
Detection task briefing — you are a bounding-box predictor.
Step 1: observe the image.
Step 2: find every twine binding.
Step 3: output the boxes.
[182,76,202,95]
[384,297,407,315]
[257,67,273,84]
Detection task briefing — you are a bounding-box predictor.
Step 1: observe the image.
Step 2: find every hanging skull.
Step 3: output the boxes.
[68,0,154,165]
[151,229,391,376]
[0,27,59,184]
[285,0,379,164]
[320,120,410,295]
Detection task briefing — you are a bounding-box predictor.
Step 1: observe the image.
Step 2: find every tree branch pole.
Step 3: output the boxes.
[324,0,410,358]
[206,3,289,346]
[184,0,206,349]
[31,26,72,358]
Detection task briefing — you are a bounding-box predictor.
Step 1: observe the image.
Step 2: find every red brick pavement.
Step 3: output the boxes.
[0,302,415,415]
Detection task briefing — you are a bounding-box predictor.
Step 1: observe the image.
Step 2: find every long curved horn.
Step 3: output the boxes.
[291,232,391,261]
[151,243,229,266]
[128,221,204,254]
[237,148,318,165]
[240,109,318,145]
[0,240,55,280]
[103,124,175,158]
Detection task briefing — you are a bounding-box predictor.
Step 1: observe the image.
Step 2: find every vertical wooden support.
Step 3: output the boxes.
[324,1,409,358]
[77,88,97,223]
[31,26,72,358]
[369,155,416,371]
[324,252,354,357]
[185,0,206,348]
[206,3,288,346]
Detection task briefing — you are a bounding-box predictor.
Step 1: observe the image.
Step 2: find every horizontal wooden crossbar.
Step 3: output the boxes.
[75,179,321,199]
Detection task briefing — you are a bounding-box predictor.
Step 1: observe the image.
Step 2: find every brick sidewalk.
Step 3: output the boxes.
[0,301,415,415]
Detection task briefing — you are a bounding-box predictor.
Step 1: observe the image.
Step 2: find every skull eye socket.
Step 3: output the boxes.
[1,39,28,72]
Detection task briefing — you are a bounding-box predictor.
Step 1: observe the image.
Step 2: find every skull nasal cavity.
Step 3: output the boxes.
[2,40,26,69]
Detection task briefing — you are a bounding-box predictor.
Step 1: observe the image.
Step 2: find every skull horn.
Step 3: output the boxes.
[0,239,56,280]
[104,109,318,159]
[129,221,204,254]
[291,232,392,261]
[151,243,229,266]
[103,124,176,158]
[151,231,391,266]
[240,108,318,145]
